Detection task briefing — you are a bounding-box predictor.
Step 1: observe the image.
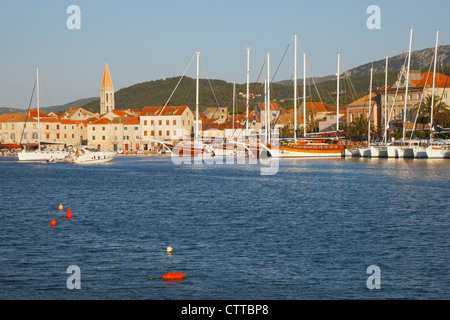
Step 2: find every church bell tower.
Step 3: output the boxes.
[100,63,115,114]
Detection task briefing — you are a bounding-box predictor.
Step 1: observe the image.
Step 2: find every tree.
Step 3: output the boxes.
[414,94,450,137]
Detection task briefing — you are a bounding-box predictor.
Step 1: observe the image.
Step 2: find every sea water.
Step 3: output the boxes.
[0,156,448,299]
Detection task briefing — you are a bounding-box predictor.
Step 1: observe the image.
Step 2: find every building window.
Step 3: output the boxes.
[151,120,154,125]
[92,136,96,140]
[144,120,147,126]
[102,127,106,131]
[46,125,49,130]
[124,127,128,131]
[23,133,27,139]
[173,120,176,125]
[158,131,162,136]
[93,127,96,131]
[102,136,106,140]
[151,131,154,136]
[144,131,148,136]
[158,120,162,125]
[166,120,170,125]
[72,134,75,139]
[166,131,170,136]
[56,125,59,130]
[57,133,60,139]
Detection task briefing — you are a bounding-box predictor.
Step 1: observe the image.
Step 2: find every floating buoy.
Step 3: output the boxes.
[50,219,56,227]
[66,208,72,220]
[167,246,174,254]
[162,272,186,280]
[58,204,63,210]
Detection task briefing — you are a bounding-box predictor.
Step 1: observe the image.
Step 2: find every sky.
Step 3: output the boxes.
[1,0,449,109]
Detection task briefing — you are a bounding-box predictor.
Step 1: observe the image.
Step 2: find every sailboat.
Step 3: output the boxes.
[396,28,415,158]
[359,65,374,157]
[425,30,448,159]
[271,35,347,158]
[18,67,69,162]
[370,57,389,158]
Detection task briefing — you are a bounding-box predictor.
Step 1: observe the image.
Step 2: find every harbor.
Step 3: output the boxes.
[1,1,449,306]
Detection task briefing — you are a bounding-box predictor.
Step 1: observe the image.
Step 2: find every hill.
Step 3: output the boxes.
[80,45,450,114]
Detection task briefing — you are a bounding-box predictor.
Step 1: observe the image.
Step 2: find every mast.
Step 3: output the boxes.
[294,33,298,142]
[37,67,41,152]
[430,29,439,140]
[303,53,307,137]
[402,28,413,142]
[337,52,340,132]
[233,80,236,131]
[267,53,271,143]
[195,52,200,141]
[246,48,250,136]
[384,56,388,144]
[368,65,373,147]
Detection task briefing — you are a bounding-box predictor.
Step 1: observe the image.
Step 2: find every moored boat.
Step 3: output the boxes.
[65,146,115,164]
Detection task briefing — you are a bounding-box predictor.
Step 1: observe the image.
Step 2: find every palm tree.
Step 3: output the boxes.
[414,94,450,137]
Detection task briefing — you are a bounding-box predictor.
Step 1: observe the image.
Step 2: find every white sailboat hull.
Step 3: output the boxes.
[370,146,387,158]
[359,147,371,157]
[386,146,399,158]
[344,148,360,157]
[413,147,428,159]
[270,148,343,158]
[18,150,69,162]
[397,147,414,158]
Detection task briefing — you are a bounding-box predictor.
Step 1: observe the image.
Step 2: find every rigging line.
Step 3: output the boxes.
[201,85,232,133]
[233,59,266,139]
[19,80,37,145]
[431,75,448,127]
[162,53,196,111]
[383,52,410,143]
[410,57,433,139]
[200,58,220,108]
[246,41,292,135]
[271,75,293,128]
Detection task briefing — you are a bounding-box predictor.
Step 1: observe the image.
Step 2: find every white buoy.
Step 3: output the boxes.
[167,246,173,254]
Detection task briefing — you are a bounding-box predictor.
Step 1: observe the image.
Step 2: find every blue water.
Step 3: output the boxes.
[0,156,448,300]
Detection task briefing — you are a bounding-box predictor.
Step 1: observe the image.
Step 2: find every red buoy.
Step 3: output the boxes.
[50,219,56,227]
[162,272,186,280]
[66,208,72,220]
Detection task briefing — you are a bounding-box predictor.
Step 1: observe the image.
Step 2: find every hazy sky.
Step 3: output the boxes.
[1,0,449,109]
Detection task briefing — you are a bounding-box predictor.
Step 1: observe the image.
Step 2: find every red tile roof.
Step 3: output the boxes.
[28,110,50,118]
[416,72,450,88]
[123,116,140,125]
[90,117,111,125]
[141,106,189,116]
[0,113,37,123]
[303,102,335,113]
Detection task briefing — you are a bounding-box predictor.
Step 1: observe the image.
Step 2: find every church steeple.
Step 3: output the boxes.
[100,63,114,114]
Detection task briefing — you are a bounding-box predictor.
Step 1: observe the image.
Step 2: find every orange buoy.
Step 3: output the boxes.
[66,208,72,220]
[162,272,186,280]
[50,219,57,227]
[58,204,63,210]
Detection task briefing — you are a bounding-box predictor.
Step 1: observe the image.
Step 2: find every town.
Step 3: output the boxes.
[1,61,449,156]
